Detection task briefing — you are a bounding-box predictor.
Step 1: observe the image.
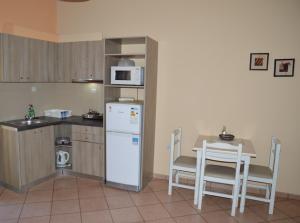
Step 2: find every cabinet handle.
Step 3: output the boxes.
[20,77,23,80]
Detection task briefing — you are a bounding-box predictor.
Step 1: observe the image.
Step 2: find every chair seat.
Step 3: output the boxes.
[174,156,196,169]
[248,164,273,179]
[205,164,236,180]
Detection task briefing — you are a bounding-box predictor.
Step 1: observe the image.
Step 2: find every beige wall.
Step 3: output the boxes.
[0,83,103,122]
[58,0,300,195]
[0,0,57,41]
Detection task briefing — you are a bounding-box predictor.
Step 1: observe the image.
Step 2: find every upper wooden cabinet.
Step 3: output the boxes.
[58,40,103,81]
[0,33,104,83]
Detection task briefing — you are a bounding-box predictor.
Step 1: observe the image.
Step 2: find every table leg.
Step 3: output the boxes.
[194,150,201,205]
[240,156,250,213]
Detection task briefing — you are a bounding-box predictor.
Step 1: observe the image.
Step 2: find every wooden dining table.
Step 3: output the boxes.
[192,135,256,213]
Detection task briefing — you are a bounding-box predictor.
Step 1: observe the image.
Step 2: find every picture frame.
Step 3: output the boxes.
[249,53,269,70]
[274,59,295,77]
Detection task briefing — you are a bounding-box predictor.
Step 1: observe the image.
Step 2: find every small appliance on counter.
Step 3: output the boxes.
[44,109,72,119]
[56,150,70,168]
[82,109,103,120]
[55,137,71,146]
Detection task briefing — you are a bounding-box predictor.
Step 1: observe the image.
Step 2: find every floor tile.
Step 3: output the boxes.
[0,190,26,205]
[19,216,51,223]
[233,208,265,223]
[201,210,238,223]
[174,214,206,223]
[293,217,300,223]
[50,213,81,223]
[145,219,175,223]
[175,188,194,200]
[51,200,80,215]
[25,190,53,203]
[188,196,223,213]
[148,180,169,192]
[54,179,77,190]
[77,178,102,188]
[29,180,54,192]
[53,189,78,201]
[79,187,104,199]
[80,197,108,212]
[0,219,18,223]
[138,204,170,221]
[163,201,196,217]
[21,202,51,218]
[81,210,113,223]
[276,200,300,217]
[0,204,22,220]
[249,204,289,221]
[130,192,160,206]
[103,187,129,197]
[154,191,184,203]
[110,207,143,223]
[106,194,134,209]
[269,219,297,223]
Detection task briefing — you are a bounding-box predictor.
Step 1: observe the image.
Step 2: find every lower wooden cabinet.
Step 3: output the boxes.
[19,126,55,185]
[0,125,55,190]
[72,141,104,177]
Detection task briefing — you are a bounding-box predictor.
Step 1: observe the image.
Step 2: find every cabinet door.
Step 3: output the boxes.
[40,126,55,176]
[72,141,103,177]
[48,42,58,82]
[87,40,103,80]
[0,34,3,81]
[2,34,29,82]
[71,41,89,80]
[19,126,55,185]
[57,42,72,82]
[28,39,49,82]
[71,40,103,81]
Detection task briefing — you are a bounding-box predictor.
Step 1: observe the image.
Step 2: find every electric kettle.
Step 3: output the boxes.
[56,150,70,167]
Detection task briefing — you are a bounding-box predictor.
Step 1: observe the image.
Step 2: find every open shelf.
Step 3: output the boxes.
[104,84,144,89]
[105,53,145,59]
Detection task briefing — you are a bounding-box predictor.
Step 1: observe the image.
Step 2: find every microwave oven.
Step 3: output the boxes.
[111,66,144,85]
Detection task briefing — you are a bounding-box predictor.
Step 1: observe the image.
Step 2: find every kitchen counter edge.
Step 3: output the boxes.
[0,116,103,131]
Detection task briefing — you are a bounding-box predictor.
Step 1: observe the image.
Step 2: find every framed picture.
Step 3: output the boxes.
[249,53,269,70]
[274,59,295,77]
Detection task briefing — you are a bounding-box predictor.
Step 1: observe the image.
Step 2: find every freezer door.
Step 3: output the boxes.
[106,103,142,134]
[106,132,141,187]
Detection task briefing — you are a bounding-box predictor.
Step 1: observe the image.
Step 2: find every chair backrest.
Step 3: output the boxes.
[202,140,243,179]
[269,137,281,175]
[169,128,182,163]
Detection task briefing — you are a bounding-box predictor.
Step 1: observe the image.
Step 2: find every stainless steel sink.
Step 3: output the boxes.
[9,119,48,126]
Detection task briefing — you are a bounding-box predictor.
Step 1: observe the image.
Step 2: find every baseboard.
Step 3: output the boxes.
[153,173,298,200]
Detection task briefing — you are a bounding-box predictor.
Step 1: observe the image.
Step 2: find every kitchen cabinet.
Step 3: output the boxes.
[58,41,103,81]
[2,34,29,82]
[19,126,55,185]
[57,42,72,82]
[72,141,104,177]
[0,125,55,190]
[71,125,104,177]
[1,34,55,82]
[71,41,104,81]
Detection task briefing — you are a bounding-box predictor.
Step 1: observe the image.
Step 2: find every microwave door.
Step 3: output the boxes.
[116,71,131,81]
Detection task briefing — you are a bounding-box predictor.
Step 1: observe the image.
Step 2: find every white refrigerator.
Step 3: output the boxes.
[106,102,143,190]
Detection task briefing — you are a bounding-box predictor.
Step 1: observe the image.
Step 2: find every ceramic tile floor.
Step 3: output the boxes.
[0,176,299,223]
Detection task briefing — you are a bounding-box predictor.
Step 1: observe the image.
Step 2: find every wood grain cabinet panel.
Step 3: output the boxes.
[72,141,104,177]
[0,126,21,189]
[19,126,55,185]
[2,34,29,82]
[57,42,73,82]
[71,40,103,81]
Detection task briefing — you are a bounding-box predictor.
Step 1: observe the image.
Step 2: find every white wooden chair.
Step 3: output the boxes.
[168,128,197,197]
[197,140,242,216]
[241,137,281,214]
